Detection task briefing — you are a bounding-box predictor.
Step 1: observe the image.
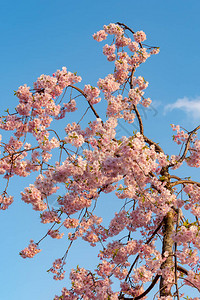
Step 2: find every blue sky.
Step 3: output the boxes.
[1,0,200,299]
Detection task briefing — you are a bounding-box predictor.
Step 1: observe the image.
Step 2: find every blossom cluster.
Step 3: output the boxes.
[171,124,189,145]
[48,258,66,280]
[0,194,13,210]
[20,240,41,258]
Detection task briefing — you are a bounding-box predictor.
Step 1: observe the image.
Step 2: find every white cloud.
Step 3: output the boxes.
[164,96,200,119]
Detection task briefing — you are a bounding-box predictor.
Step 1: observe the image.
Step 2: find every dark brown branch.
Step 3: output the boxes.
[144,136,164,153]
[177,265,188,275]
[36,211,63,245]
[69,85,100,119]
[133,104,144,135]
[170,179,200,188]
[169,175,182,180]
[181,277,200,292]
[0,146,40,161]
[128,66,144,135]
[124,219,163,282]
[119,275,160,300]
[116,22,143,49]
[130,68,135,89]
[134,274,160,299]
[169,124,200,168]
[177,265,200,292]
[116,24,145,136]
[177,267,200,293]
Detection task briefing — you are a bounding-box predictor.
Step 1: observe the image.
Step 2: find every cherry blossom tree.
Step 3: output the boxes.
[0,22,200,299]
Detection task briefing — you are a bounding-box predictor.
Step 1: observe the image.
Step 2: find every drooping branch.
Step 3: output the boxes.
[119,274,160,300]
[124,219,163,282]
[129,68,144,135]
[135,275,160,299]
[177,266,200,293]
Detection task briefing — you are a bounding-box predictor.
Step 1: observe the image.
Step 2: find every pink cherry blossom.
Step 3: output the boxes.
[93,30,108,42]
[133,30,147,43]
[20,240,41,258]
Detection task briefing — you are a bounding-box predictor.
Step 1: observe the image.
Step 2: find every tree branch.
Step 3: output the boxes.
[69,85,100,119]
[170,179,200,188]
[169,125,200,168]
[124,219,163,282]
[144,136,164,153]
[119,275,160,300]
[116,22,143,49]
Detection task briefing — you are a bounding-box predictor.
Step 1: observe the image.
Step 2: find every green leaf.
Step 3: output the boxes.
[112,248,119,258]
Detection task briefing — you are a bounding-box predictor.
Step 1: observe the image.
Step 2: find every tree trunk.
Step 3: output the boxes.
[160,210,174,297]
